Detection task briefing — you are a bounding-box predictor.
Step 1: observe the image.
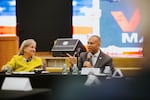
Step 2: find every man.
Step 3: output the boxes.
[68,35,114,73]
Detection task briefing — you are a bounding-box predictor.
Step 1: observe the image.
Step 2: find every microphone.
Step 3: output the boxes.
[83,52,92,67]
[87,52,92,61]
[74,48,81,57]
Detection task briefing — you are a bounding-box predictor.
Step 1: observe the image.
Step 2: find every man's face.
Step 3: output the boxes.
[87,37,100,54]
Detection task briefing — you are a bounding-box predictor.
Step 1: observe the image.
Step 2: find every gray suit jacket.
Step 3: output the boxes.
[77,50,114,73]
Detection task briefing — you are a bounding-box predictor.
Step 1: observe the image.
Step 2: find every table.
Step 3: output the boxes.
[0,88,52,100]
[0,72,112,100]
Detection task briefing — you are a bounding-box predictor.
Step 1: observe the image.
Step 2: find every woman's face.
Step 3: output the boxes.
[24,42,36,56]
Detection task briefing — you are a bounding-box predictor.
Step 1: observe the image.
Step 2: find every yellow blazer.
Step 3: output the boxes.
[3,55,43,72]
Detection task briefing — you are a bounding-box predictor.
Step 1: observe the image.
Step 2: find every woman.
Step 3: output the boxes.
[1,39,43,72]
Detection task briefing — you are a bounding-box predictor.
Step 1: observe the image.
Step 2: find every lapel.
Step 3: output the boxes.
[94,50,103,68]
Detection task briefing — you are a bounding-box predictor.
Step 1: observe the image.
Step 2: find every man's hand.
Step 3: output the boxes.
[66,53,76,65]
[83,61,92,68]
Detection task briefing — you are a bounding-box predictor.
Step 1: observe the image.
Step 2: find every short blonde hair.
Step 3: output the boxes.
[18,39,36,55]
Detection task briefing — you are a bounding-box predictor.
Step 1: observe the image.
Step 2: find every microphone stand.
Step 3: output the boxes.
[74,48,81,67]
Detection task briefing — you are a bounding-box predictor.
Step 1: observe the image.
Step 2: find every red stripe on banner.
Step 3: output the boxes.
[0,26,16,34]
[111,8,140,32]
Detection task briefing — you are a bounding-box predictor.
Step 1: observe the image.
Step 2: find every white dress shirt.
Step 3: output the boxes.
[91,50,100,66]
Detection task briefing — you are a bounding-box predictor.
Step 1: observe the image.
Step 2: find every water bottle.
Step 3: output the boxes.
[103,66,112,77]
[72,64,79,75]
[62,64,68,75]
[42,61,46,71]
[4,65,12,75]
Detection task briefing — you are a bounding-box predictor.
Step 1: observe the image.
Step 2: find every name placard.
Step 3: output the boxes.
[1,77,32,91]
[81,68,106,76]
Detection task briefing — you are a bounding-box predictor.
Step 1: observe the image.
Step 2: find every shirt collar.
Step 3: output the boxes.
[93,50,100,57]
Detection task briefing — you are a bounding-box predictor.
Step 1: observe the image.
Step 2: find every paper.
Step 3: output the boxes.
[81,68,106,76]
[12,72,35,74]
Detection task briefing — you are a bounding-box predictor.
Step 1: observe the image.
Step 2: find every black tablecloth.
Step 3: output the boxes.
[0,88,52,100]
